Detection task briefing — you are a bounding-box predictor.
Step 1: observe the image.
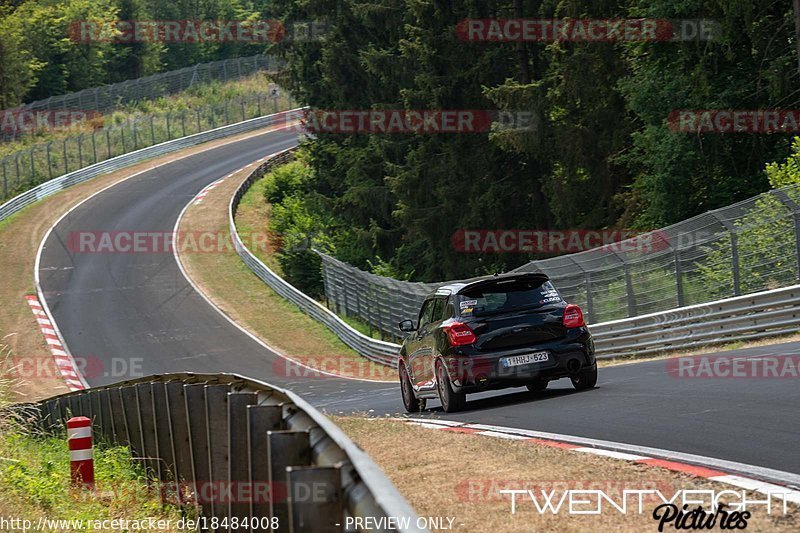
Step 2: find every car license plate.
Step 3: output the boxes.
[502,351,549,368]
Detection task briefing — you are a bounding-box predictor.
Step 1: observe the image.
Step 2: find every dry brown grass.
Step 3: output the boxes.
[175,163,397,382]
[0,124,297,402]
[335,416,799,533]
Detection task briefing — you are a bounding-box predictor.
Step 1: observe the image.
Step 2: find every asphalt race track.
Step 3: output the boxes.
[38,127,800,477]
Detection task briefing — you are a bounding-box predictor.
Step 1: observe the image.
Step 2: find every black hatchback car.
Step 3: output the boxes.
[397,272,596,412]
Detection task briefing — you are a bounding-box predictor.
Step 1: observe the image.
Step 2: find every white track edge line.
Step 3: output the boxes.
[172,148,393,384]
[34,124,299,389]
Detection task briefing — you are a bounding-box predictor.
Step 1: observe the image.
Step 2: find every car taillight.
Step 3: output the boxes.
[444,322,477,346]
[563,304,585,328]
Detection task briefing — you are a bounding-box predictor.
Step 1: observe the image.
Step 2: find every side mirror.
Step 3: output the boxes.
[399,319,417,332]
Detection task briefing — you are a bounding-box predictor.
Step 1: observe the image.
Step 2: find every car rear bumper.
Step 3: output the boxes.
[443,329,595,393]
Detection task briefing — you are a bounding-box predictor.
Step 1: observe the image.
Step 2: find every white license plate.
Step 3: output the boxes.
[502,351,550,368]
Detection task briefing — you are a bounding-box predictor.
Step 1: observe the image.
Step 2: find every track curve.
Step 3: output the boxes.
[37,127,800,476]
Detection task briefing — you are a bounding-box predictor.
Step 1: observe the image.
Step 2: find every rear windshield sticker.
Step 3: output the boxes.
[460,299,478,309]
[461,307,474,314]
[540,296,561,304]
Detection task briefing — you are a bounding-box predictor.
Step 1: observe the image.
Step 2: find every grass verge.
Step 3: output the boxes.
[0,347,191,531]
[335,416,799,533]
[175,165,397,382]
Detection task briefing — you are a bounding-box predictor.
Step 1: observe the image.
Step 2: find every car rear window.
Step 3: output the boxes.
[457,279,562,316]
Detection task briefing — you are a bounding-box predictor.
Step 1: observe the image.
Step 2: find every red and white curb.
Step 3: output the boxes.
[402,418,800,506]
[25,295,86,391]
[192,155,273,205]
[193,177,226,205]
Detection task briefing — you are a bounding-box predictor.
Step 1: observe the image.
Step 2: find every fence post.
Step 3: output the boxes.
[2,158,7,197]
[46,142,53,179]
[62,139,68,174]
[27,147,35,185]
[150,116,155,145]
[181,113,186,137]
[166,112,171,139]
[77,135,83,168]
[15,153,21,187]
[674,248,684,307]
[730,231,741,296]
[584,272,594,323]
[91,131,97,164]
[132,120,138,149]
[105,128,112,159]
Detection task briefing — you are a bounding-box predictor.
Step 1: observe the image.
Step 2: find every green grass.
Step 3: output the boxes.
[0,346,191,529]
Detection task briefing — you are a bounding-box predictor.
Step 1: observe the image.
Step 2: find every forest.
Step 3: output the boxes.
[3,1,800,285]
[262,0,800,283]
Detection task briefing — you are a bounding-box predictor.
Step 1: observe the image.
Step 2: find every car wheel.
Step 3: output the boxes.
[400,364,426,413]
[436,361,466,413]
[526,379,548,392]
[570,364,598,390]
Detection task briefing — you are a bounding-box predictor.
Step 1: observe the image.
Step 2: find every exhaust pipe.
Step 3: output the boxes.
[567,359,581,375]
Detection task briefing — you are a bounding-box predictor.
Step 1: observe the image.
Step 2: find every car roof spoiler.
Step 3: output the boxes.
[454,272,550,295]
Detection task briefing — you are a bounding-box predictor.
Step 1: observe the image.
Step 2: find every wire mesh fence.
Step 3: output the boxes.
[4,55,278,124]
[318,184,800,339]
[0,91,294,202]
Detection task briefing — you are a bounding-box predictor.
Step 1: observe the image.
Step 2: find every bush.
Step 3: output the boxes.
[263,160,313,204]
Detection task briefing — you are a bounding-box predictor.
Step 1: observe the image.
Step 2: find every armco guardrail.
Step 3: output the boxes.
[589,283,800,357]
[229,149,400,368]
[13,373,425,533]
[0,108,304,224]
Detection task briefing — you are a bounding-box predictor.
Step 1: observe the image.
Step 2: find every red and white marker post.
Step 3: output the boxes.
[67,416,94,488]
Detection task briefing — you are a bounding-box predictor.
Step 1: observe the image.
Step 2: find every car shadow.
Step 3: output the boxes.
[425,385,599,415]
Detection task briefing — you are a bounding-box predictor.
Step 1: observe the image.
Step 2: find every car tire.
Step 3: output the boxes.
[570,364,598,390]
[400,364,426,413]
[526,379,548,392]
[436,361,466,413]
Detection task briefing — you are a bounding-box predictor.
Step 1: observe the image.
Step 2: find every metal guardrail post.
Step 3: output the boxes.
[287,466,343,533]
[96,389,114,442]
[205,383,231,524]
[152,383,176,481]
[166,382,194,488]
[267,430,311,528]
[228,392,258,522]
[109,388,129,446]
[185,383,211,509]
[135,383,159,477]
[247,404,283,528]
[121,386,144,459]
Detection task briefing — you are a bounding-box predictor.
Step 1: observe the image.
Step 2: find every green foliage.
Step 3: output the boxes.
[264,0,800,283]
[263,159,313,204]
[0,0,275,108]
[765,137,800,188]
